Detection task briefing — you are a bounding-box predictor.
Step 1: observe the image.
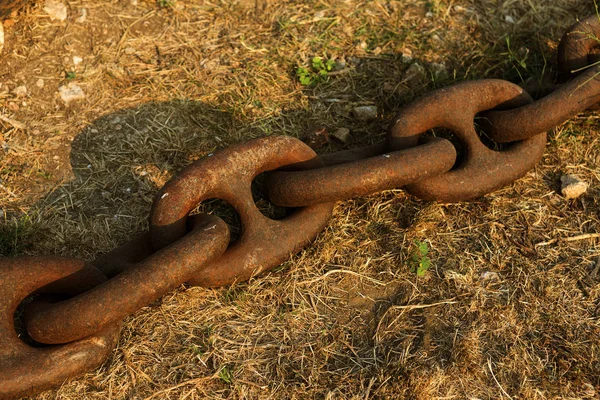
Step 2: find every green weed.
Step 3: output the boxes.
[219,366,233,384]
[296,56,336,86]
[157,0,175,8]
[410,240,431,277]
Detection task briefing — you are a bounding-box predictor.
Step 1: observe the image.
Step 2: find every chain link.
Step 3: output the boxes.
[388,79,547,202]
[0,257,120,399]
[266,138,456,207]
[1,15,600,399]
[23,215,229,344]
[150,135,334,287]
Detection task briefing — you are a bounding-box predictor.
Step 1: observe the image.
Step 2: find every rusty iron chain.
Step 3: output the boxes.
[1,15,599,399]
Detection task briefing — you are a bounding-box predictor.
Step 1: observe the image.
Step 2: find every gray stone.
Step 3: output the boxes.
[561,174,588,199]
[352,105,378,121]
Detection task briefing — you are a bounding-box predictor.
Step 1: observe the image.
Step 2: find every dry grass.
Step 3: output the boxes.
[0,0,599,398]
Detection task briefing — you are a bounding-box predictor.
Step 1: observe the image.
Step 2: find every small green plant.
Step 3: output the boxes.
[157,0,175,8]
[219,366,233,384]
[410,240,431,277]
[65,71,77,81]
[296,56,336,86]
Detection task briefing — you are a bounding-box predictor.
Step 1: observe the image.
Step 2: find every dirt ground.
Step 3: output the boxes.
[1,0,599,399]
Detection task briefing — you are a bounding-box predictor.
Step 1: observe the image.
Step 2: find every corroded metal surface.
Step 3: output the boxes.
[482,16,600,143]
[319,141,388,166]
[0,257,120,400]
[387,80,547,202]
[481,67,600,142]
[150,136,335,287]
[24,215,230,344]
[266,138,456,207]
[558,14,600,76]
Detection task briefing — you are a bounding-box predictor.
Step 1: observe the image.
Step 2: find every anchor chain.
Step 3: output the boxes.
[0,14,599,399]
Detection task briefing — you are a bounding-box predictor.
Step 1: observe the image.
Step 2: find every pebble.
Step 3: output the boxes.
[430,62,448,80]
[331,127,350,143]
[73,56,83,65]
[44,0,68,21]
[405,62,426,82]
[302,127,329,150]
[12,86,27,97]
[36,78,45,88]
[504,15,515,24]
[401,48,413,63]
[481,271,500,283]
[351,105,378,121]
[58,83,86,104]
[76,8,87,23]
[332,59,346,71]
[561,174,588,199]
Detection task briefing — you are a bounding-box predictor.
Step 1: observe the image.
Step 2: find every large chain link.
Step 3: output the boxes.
[1,14,599,399]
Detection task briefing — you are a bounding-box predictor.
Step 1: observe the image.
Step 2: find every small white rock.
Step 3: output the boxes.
[12,86,27,97]
[44,0,68,21]
[73,56,83,65]
[481,271,500,283]
[331,127,350,143]
[76,8,87,23]
[504,15,515,24]
[561,174,588,199]
[425,11,434,18]
[58,83,86,104]
[351,105,378,121]
[36,78,45,88]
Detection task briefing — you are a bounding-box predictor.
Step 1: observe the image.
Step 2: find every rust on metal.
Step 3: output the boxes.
[150,136,334,288]
[92,231,155,279]
[266,138,456,207]
[388,79,547,202]
[24,215,230,344]
[558,14,600,77]
[482,16,600,143]
[0,257,120,400]
[318,141,388,166]
[481,66,600,142]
